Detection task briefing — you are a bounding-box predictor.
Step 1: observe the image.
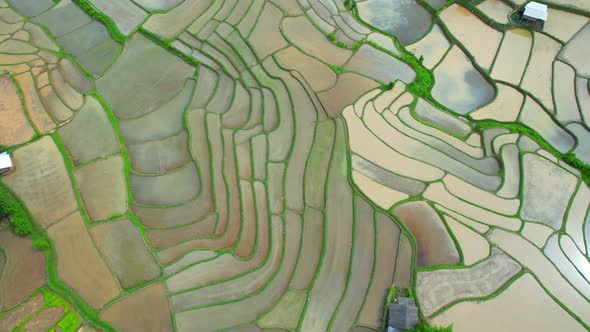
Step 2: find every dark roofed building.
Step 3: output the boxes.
[387,297,419,331]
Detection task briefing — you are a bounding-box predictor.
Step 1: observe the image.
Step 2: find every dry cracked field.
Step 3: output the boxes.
[0,0,589,331]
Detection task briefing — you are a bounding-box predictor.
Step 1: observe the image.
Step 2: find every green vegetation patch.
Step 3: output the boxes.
[0,183,32,236]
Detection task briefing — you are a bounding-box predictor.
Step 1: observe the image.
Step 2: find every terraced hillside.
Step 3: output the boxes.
[0,0,589,331]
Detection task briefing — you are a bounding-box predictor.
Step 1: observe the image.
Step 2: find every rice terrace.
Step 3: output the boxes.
[0,0,589,331]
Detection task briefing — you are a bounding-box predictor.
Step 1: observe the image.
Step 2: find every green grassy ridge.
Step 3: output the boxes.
[472,120,590,185]
[71,0,126,43]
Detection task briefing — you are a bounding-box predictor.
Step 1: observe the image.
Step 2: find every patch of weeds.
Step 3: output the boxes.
[563,152,590,184]
[380,81,395,91]
[55,311,82,332]
[352,38,365,51]
[32,233,51,251]
[327,32,336,42]
[344,0,357,12]
[326,63,345,75]
[335,40,348,48]
[407,322,454,332]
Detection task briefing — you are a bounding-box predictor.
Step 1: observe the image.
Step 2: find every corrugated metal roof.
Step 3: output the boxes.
[524,1,548,20]
[0,152,13,169]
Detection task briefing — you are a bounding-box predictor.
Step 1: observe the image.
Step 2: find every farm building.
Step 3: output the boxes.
[387,297,419,331]
[520,2,548,30]
[0,152,13,175]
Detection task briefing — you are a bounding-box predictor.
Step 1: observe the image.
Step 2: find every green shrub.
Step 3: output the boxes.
[0,186,32,235]
[380,82,395,91]
[335,40,348,48]
[327,33,336,41]
[407,322,453,332]
[352,38,365,51]
[33,235,51,251]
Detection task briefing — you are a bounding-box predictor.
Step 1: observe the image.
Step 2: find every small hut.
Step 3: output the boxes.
[0,152,13,175]
[520,2,548,30]
[387,297,419,331]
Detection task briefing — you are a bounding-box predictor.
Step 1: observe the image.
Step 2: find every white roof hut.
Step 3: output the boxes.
[0,152,13,174]
[521,2,548,29]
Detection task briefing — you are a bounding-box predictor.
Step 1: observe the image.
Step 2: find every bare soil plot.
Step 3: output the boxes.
[497,144,521,199]
[476,0,512,24]
[291,207,324,291]
[58,58,92,93]
[415,98,472,137]
[417,248,521,317]
[344,106,445,182]
[96,34,193,119]
[431,273,587,332]
[0,293,44,330]
[5,0,54,16]
[55,21,121,75]
[561,235,590,282]
[319,73,379,116]
[568,123,590,164]
[488,228,590,324]
[393,233,413,287]
[544,9,588,42]
[258,290,306,330]
[357,0,432,45]
[145,214,216,249]
[39,84,73,124]
[299,120,353,332]
[471,83,523,122]
[74,156,126,221]
[345,45,415,84]
[0,75,35,146]
[169,216,282,311]
[47,212,120,309]
[49,68,83,110]
[559,22,590,78]
[393,201,459,267]
[247,3,287,61]
[443,174,519,215]
[134,0,183,11]
[173,212,301,332]
[282,16,352,66]
[88,0,147,35]
[491,28,532,85]
[444,216,489,265]
[21,306,64,332]
[352,154,426,196]
[133,199,213,228]
[406,24,451,69]
[544,235,590,297]
[565,183,590,252]
[357,212,400,329]
[0,231,46,309]
[274,46,337,92]
[91,219,160,289]
[3,136,77,227]
[521,32,562,110]
[118,80,194,144]
[519,97,574,153]
[34,1,91,37]
[130,163,200,206]
[521,221,553,248]
[128,131,190,174]
[163,250,217,275]
[440,4,502,70]
[353,170,408,209]
[329,195,376,332]
[101,282,173,332]
[142,0,211,39]
[432,46,495,115]
[520,153,577,229]
[424,183,520,230]
[13,72,55,134]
